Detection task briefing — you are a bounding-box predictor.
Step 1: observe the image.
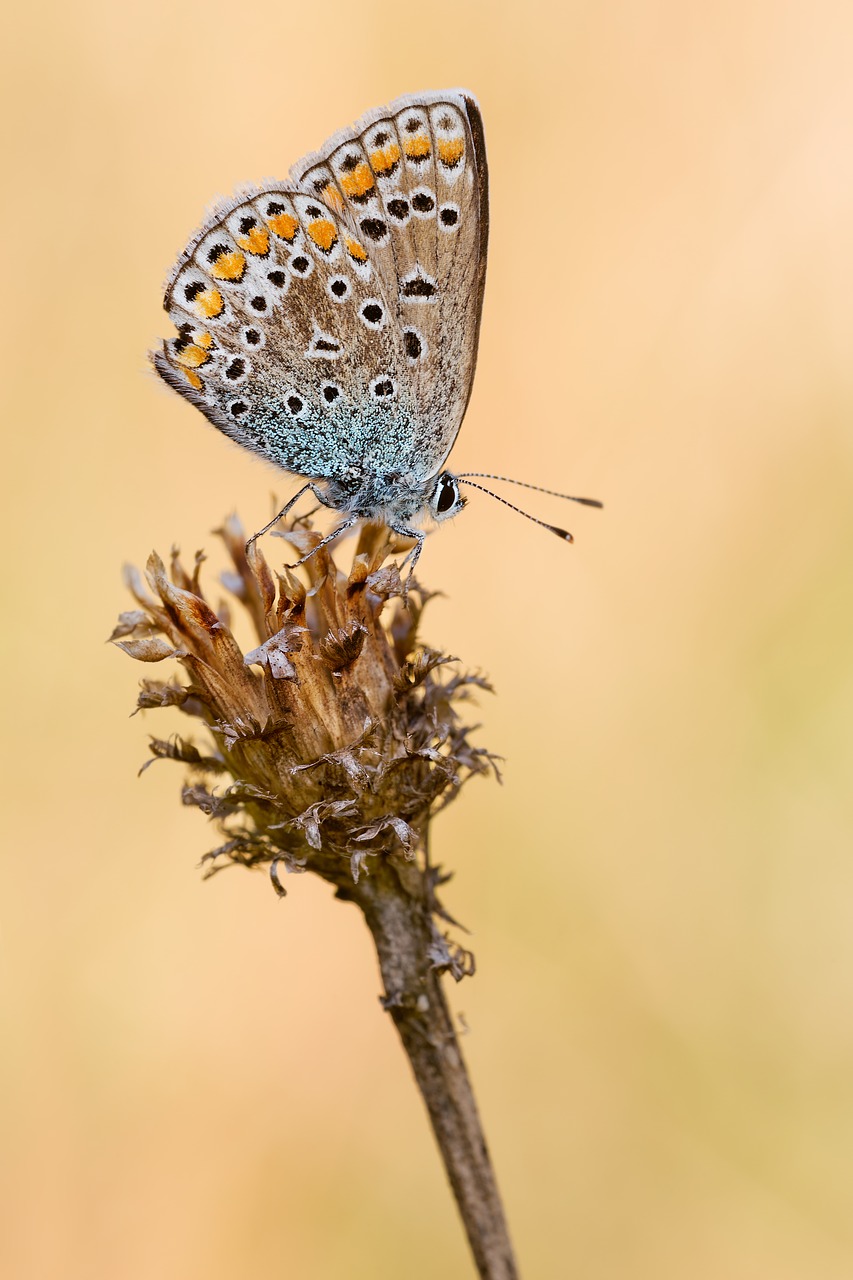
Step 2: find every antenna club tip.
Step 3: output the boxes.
[551,526,574,542]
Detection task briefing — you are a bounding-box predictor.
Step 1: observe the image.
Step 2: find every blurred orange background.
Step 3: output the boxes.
[4,2,853,1276]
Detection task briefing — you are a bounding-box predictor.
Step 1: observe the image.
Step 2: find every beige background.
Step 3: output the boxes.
[3,1,853,1276]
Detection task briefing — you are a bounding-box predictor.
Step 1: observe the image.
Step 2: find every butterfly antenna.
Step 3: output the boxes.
[458,473,603,509]
[458,480,576,542]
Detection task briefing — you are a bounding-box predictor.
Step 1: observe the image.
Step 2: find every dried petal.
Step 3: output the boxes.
[134,681,188,712]
[139,736,226,775]
[244,623,306,681]
[115,636,176,662]
[109,610,156,641]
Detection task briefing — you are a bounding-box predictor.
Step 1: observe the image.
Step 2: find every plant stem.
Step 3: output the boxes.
[326,851,519,1279]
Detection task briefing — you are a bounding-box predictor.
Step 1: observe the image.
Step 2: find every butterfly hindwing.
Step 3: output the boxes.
[156,187,422,478]
[154,90,488,486]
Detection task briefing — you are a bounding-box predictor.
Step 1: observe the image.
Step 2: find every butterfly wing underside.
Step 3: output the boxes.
[153,90,488,484]
[291,90,488,479]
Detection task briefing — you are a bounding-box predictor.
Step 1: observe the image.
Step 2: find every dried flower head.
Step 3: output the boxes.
[112,517,497,897]
[112,513,521,1273]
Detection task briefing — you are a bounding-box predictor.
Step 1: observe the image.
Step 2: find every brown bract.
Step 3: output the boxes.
[112,517,496,892]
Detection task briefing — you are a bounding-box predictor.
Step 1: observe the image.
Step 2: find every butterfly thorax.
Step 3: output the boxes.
[322,471,437,523]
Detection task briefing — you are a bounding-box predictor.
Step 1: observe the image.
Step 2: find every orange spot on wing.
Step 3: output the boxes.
[404,135,430,159]
[340,163,375,199]
[196,288,224,318]
[370,143,400,174]
[307,218,338,251]
[174,344,210,369]
[267,212,299,241]
[344,236,368,262]
[196,332,213,348]
[437,138,464,166]
[236,226,270,255]
[208,251,246,281]
[184,369,203,390]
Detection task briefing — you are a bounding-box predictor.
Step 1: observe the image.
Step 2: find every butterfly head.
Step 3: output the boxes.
[429,472,466,524]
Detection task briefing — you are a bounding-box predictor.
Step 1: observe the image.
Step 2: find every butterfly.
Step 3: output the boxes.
[152,89,600,580]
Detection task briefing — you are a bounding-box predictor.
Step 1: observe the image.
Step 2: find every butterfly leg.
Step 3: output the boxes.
[389,524,426,603]
[283,514,360,570]
[246,482,322,552]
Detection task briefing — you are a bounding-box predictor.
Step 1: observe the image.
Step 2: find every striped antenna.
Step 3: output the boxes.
[458,480,575,541]
[457,473,603,508]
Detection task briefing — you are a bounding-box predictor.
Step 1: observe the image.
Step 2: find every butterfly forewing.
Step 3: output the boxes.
[293,90,488,479]
[154,90,488,487]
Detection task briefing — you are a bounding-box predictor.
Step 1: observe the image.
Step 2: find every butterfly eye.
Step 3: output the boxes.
[433,474,461,517]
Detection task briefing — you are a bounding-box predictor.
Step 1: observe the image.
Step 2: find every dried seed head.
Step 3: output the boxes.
[112,518,497,889]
